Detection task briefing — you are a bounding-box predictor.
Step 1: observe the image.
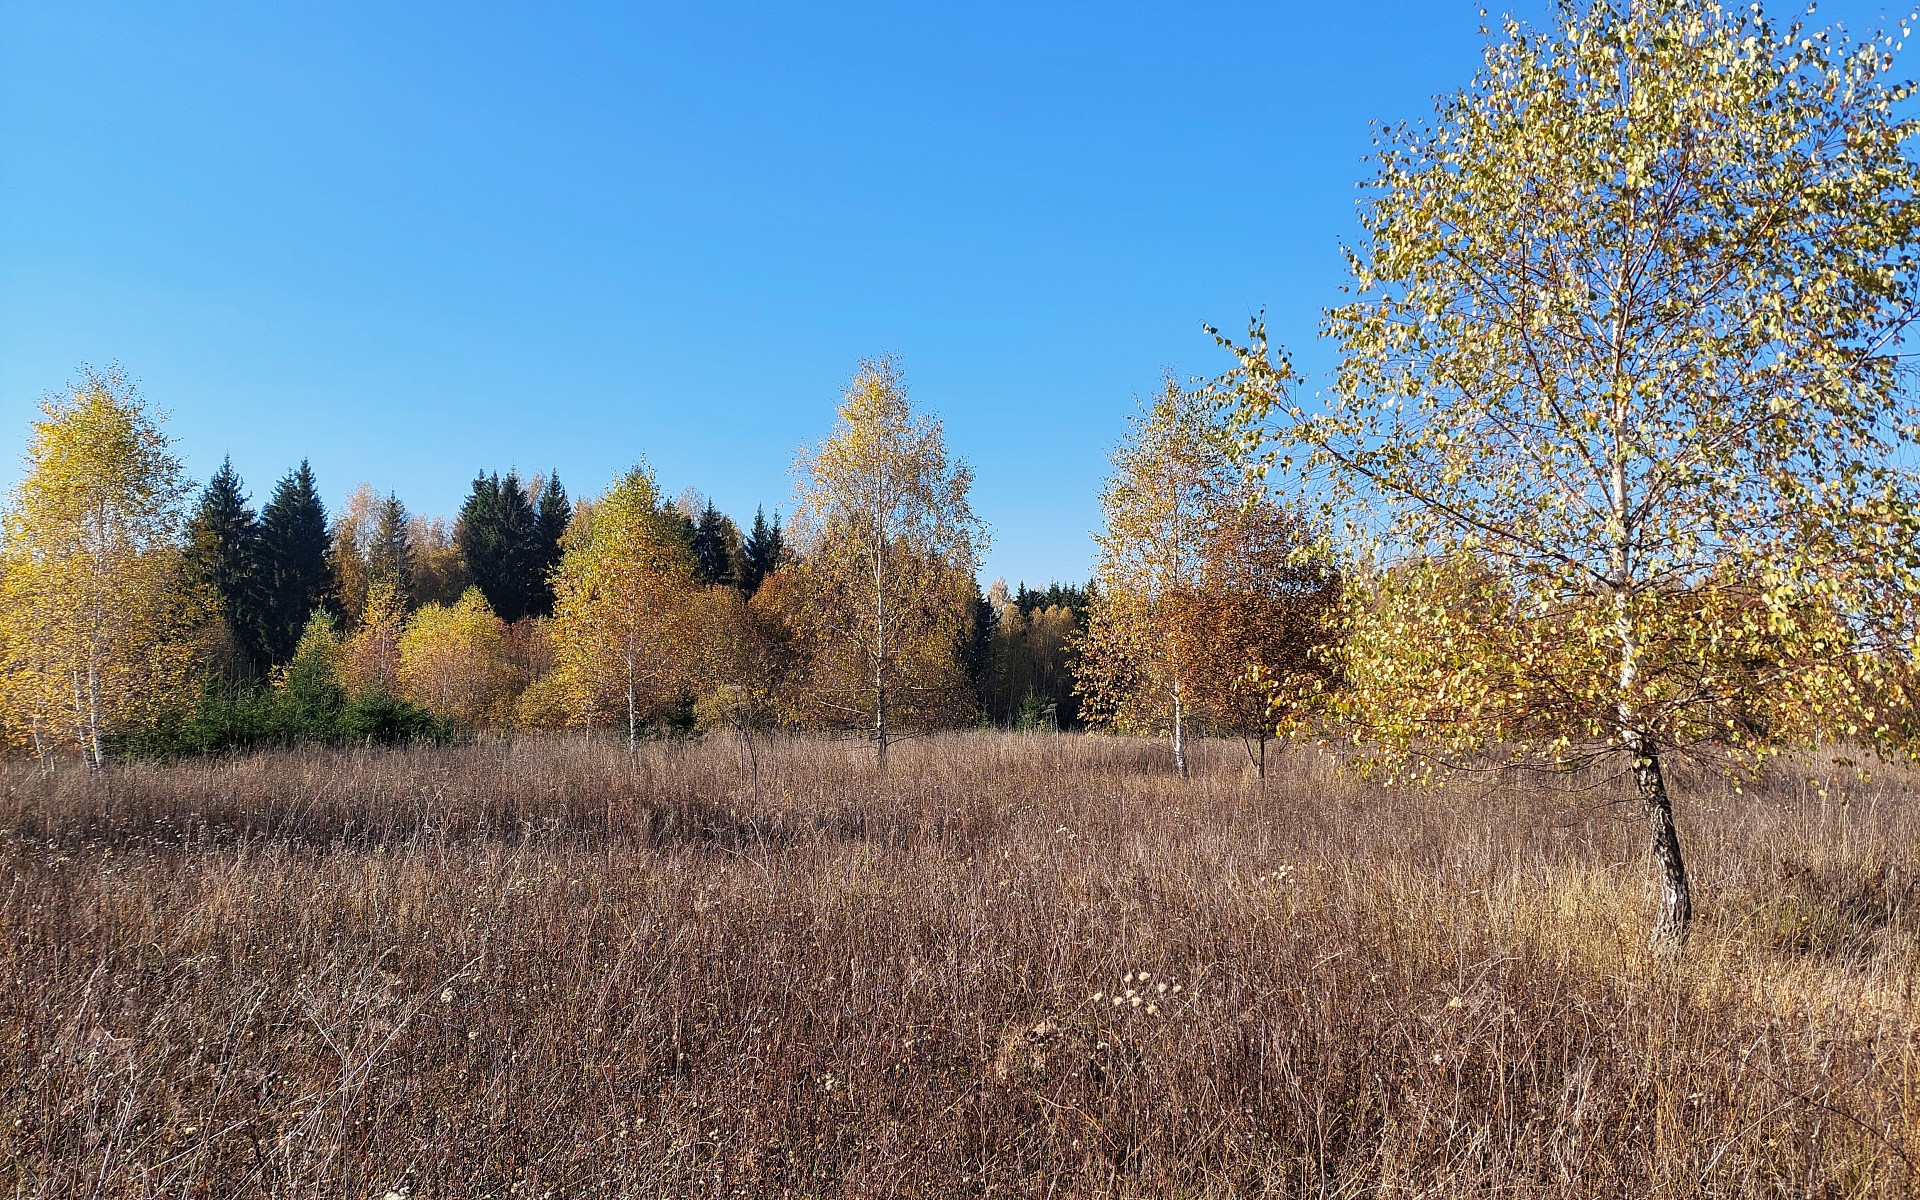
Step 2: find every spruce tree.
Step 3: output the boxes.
[458,471,542,621]
[258,460,334,665]
[368,492,415,606]
[741,507,786,594]
[183,458,269,674]
[532,473,570,617]
[691,501,743,588]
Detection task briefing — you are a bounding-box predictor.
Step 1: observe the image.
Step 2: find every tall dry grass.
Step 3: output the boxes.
[1,732,1915,1197]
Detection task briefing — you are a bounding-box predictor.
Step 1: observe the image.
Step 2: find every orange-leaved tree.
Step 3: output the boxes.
[1177,485,1342,779]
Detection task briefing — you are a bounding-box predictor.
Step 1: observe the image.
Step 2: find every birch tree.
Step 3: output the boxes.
[789,357,984,768]
[549,466,698,748]
[0,368,200,765]
[397,587,512,730]
[1076,376,1241,778]
[1220,0,1920,948]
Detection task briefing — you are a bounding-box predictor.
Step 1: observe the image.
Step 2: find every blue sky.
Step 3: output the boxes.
[0,2,1908,587]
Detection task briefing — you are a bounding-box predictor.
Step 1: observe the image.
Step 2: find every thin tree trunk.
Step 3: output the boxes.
[1172,684,1188,780]
[86,659,103,769]
[1614,572,1691,950]
[1258,733,1267,782]
[873,534,888,774]
[1634,736,1692,949]
[741,724,759,794]
[70,670,87,767]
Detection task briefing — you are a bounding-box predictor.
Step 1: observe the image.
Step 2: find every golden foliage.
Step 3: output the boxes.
[329,483,383,628]
[398,587,512,730]
[688,583,801,738]
[548,466,698,744]
[1214,0,1920,777]
[1213,1,1920,943]
[0,367,202,763]
[406,514,470,610]
[341,578,407,696]
[787,357,985,763]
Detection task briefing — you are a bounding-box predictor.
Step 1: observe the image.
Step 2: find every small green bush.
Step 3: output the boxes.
[112,681,452,760]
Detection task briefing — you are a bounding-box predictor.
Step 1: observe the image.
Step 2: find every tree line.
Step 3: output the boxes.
[0,356,1171,766]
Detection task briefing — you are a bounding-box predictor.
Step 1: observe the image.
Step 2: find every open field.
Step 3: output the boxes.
[2,733,1917,1198]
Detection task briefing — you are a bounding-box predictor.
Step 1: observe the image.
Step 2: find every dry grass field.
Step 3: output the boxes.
[1,732,1916,1197]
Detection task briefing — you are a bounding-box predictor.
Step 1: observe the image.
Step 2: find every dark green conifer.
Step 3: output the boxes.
[457,471,544,621]
[183,458,269,674]
[741,507,786,594]
[258,461,334,664]
[691,501,744,587]
[531,473,570,616]
[368,492,415,605]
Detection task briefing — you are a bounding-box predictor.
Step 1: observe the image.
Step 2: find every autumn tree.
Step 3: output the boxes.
[0,368,202,764]
[183,457,268,675]
[1076,376,1239,777]
[258,461,334,664]
[407,514,471,608]
[397,587,512,730]
[342,578,407,696]
[328,483,383,628]
[789,357,985,768]
[1177,487,1342,779]
[1218,0,1920,947]
[549,466,699,748]
[690,581,801,785]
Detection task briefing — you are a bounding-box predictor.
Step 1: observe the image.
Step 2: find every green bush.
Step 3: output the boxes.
[111,681,452,760]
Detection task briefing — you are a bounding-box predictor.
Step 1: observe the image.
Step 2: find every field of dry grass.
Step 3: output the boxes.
[1,732,1916,1197]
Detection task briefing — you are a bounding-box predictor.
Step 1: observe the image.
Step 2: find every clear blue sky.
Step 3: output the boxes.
[0,2,1907,587]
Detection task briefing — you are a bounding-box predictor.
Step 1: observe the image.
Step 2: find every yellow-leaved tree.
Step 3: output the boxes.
[1219,0,1920,948]
[789,357,985,768]
[397,587,512,730]
[689,581,801,786]
[342,577,407,697]
[0,368,202,765]
[1076,376,1242,778]
[549,466,699,748]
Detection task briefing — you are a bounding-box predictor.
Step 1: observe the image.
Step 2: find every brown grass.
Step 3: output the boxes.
[2,732,1916,1197]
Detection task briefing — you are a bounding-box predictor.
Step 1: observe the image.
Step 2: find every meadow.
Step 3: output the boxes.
[1,732,1915,1197]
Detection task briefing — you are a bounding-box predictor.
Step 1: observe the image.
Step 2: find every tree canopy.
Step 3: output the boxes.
[1219,0,1920,946]
[789,356,984,767]
[0,368,201,764]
